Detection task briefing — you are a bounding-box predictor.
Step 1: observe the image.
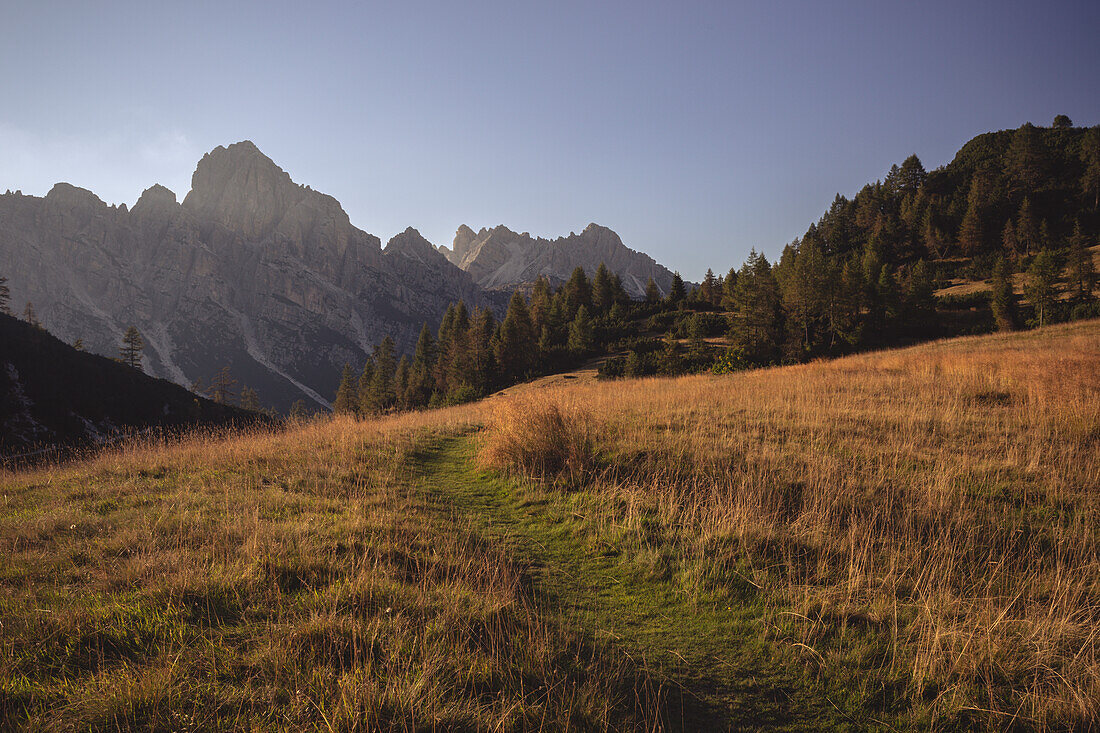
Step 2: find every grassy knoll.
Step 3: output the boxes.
[2,320,1098,730]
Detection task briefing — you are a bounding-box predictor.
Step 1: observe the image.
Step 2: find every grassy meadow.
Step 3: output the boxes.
[3,320,1099,730]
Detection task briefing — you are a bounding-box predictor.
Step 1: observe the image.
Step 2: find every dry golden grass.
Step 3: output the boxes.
[480,319,1100,729]
[0,406,658,731]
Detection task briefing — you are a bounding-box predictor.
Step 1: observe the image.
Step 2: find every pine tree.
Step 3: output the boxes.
[406,323,437,407]
[780,238,828,354]
[357,358,376,414]
[495,290,536,383]
[119,326,144,370]
[876,266,901,330]
[721,267,738,310]
[434,304,458,394]
[468,307,497,393]
[624,350,646,378]
[729,250,783,363]
[564,267,592,318]
[644,277,661,304]
[1001,219,1019,258]
[208,365,238,405]
[240,386,262,412]
[1052,114,1073,129]
[699,268,719,306]
[657,331,683,375]
[591,263,614,315]
[903,260,936,327]
[608,273,629,306]
[333,363,357,414]
[958,178,985,255]
[991,257,1018,331]
[367,336,397,411]
[1081,126,1100,211]
[1017,198,1039,256]
[667,271,687,305]
[921,211,946,259]
[0,274,9,314]
[394,357,411,408]
[22,302,41,328]
[566,305,594,355]
[529,276,553,334]
[444,305,472,392]
[1067,222,1097,302]
[898,154,928,194]
[289,400,309,421]
[1004,122,1048,195]
[1025,250,1058,327]
[1038,220,1052,252]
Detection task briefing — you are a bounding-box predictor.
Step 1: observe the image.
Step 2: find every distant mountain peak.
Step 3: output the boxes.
[442,222,675,297]
[45,182,104,209]
[181,141,302,237]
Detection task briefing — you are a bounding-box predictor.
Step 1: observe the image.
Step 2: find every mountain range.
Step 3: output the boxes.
[0,141,677,410]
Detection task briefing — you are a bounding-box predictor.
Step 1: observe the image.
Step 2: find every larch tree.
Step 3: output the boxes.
[367,336,397,412]
[208,365,238,405]
[357,357,376,414]
[666,271,687,305]
[119,326,144,370]
[495,290,536,383]
[333,364,357,414]
[564,267,592,319]
[720,267,738,310]
[1004,122,1048,195]
[1016,198,1039,256]
[1081,126,1100,211]
[958,176,986,255]
[23,302,41,328]
[0,274,9,314]
[591,263,614,315]
[566,305,594,355]
[1001,219,1019,258]
[729,250,783,363]
[991,256,1018,331]
[1067,222,1096,302]
[240,386,262,413]
[644,277,661,304]
[1025,250,1058,327]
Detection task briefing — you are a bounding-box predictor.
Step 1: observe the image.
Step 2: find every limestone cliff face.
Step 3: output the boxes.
[0,142,497,411]
[440,222,677,298]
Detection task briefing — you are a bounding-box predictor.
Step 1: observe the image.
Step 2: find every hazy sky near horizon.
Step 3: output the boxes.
[2,1,1098,279]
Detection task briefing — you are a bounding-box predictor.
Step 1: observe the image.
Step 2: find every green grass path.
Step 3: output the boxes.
[413,435,876,732]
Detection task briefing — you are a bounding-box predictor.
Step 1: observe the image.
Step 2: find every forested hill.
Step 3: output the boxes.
[0,314,254,460]
[794,119,1098,266]
[325,121,1100,417]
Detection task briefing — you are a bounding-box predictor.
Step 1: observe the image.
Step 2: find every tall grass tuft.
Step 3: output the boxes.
[479,396,601,487]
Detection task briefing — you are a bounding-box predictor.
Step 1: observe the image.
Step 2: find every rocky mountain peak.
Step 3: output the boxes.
[451,224,478,261]
[182,140,304,237]
[130,184,180,221]
[45,183,105,211]
[385,227,442,262]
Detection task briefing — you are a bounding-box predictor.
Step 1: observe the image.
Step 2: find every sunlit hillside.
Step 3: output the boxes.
[3,320,1098,730]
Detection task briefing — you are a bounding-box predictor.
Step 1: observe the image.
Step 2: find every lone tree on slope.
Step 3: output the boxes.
[119,326,145,370]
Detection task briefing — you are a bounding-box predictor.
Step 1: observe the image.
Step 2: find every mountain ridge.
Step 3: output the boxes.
[0,141,680,411]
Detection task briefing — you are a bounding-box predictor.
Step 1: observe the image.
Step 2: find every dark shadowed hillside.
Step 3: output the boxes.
[0,314,252,459]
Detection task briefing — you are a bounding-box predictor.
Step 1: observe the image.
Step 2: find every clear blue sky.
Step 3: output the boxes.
[2,0,1098,279]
